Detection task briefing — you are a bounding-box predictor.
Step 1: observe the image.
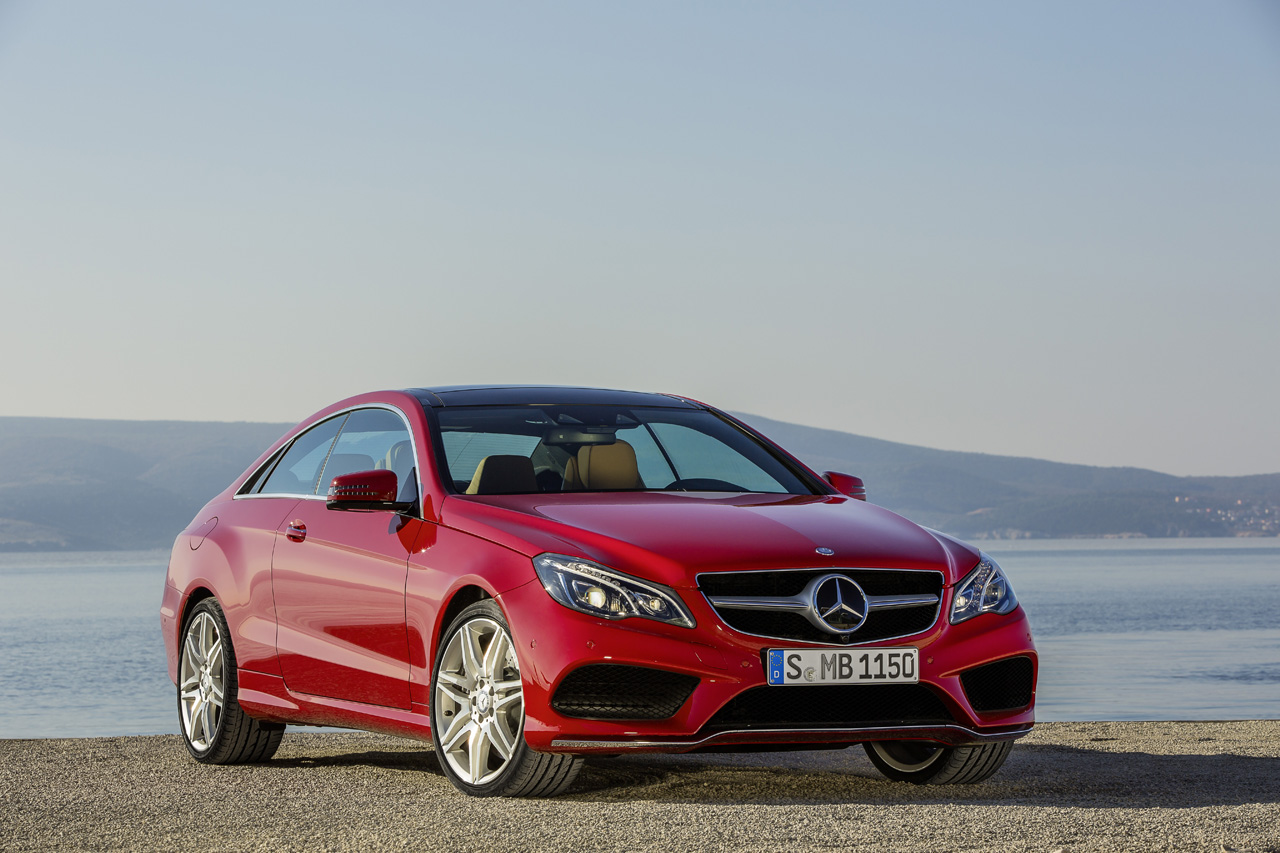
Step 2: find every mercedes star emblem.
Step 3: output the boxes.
[810,574,869,634]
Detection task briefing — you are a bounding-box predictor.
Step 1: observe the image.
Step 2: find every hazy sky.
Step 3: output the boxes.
[1,2,1277,476]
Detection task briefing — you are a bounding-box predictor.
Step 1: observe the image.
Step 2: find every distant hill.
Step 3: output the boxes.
[734,413,1280,540]
[0,414,1276,550]
[0,417,291,550]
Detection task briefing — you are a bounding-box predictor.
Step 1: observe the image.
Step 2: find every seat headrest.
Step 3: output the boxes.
[324,453,377,479]
[383,441,413,476]
[466,455,539,495]
[577,440,641,490]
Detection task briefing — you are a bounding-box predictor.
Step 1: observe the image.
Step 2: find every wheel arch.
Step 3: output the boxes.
[438,584,492,640]
[180,586,215,629]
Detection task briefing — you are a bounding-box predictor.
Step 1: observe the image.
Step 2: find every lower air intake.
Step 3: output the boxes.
[960,656,1035,713]
[552,664,700,720]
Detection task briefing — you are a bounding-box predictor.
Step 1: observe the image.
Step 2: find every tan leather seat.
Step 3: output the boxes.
[563,440,641,490]
[466,455,539,495]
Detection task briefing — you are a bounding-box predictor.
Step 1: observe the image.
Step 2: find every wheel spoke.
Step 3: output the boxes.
[459,625,483,678]
[483,631,508,677]
[201,702,215,742]
[200,614,215,656]
[208,682,224,705]
[189,696,205,740]
[441,716,473,752]
[207,639,223,674]
[184,633,203,667]
[438,682,470,709]
[493,689,521,713]
[487,718,515,760]
[180,672,200,692]
[438,669,469,687]
[468,727,491,784]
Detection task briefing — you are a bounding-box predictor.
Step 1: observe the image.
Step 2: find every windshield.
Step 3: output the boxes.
[433,406,816,496]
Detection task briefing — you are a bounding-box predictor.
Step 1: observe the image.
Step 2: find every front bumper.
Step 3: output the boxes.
[498,577,1038,754]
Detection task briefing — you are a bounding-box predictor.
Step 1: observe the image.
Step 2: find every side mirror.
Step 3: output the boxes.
[326,470,413,512]
[823,471,866,501]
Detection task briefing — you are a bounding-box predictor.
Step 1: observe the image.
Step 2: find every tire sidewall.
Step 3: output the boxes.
[864,740,951,784]
[429,599,530,797]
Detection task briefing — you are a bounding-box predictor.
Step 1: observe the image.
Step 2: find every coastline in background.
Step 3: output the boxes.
[1,538,1278,738]
[3,414,1279,552]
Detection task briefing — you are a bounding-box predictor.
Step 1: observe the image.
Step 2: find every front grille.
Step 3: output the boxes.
[704,684,955,732]
[960,656,1035,713]
[551,664,699,720]
[698,568,943,645]
[699,569,940,598]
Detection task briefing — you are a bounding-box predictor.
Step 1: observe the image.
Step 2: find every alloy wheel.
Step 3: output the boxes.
[179,610,225,751]
[433,617,524,786]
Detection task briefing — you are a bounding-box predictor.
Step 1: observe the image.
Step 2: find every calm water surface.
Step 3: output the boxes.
[0,538,1277,737]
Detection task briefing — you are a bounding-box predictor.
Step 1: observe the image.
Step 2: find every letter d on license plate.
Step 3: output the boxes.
[766,648,919,685]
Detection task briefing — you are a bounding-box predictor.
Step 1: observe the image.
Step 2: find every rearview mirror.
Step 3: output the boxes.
[326,470,414,512]
[823,471,866,501]
[542,427,617,446]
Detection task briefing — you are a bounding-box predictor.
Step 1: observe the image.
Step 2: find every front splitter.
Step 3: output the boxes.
[548,722,1034,754]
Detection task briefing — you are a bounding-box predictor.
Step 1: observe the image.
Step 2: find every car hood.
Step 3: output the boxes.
[441,492,980,588]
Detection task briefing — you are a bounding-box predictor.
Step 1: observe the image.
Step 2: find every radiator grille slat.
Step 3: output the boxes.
[699,568,943,645]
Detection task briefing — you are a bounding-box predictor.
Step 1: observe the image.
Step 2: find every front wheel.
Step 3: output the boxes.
[178,598,284,764]
[430,600,582,797]
[864,739,1013,784]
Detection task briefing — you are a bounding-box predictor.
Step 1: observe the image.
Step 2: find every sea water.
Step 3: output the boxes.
[0,538,1276,737]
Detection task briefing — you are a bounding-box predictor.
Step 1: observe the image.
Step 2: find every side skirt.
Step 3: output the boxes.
[237,669,433,742]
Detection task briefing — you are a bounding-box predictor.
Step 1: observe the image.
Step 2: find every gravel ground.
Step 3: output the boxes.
[2,721,1278,852]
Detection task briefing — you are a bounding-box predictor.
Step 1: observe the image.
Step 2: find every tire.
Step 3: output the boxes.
[864,739,1013,785]
[178,597,284,764]
[430,600,582,797]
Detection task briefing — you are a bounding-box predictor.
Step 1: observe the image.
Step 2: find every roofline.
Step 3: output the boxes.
[403,385,700,409]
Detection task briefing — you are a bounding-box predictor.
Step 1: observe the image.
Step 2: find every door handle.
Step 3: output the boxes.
[286,522,306,543]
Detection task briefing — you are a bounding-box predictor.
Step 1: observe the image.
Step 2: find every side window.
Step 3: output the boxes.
[257,415,346,496]
[649,423,789,493]
[317,408,416,500]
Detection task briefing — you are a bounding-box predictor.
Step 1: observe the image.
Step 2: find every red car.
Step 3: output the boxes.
[161,386,1036,796]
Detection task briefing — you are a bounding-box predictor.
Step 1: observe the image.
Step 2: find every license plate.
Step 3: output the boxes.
[766,648,919,685]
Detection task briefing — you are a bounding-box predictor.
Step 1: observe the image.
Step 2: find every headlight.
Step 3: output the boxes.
[533,553,695,628]
[950,553,1018,624]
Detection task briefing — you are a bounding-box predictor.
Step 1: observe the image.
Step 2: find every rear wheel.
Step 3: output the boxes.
[178,598,284,764]
[864,739,1012,784]
[430,600,582,797]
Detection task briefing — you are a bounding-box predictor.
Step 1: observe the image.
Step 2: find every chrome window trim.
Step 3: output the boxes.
[696,566,946,648]
[232,402,426,518]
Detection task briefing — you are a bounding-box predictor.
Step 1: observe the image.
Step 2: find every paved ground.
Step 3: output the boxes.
[2,721,1278,852]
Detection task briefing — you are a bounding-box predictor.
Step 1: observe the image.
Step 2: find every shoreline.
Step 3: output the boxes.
[3,721,1278,852]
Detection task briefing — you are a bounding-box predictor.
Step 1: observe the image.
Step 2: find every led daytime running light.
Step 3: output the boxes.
[533,554,695,628]
[950,553,1018,624]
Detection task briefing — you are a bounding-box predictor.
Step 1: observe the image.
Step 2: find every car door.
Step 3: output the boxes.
[270,407,419,709]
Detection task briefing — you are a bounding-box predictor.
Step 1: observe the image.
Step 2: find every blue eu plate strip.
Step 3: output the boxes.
[767,649,784,685]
